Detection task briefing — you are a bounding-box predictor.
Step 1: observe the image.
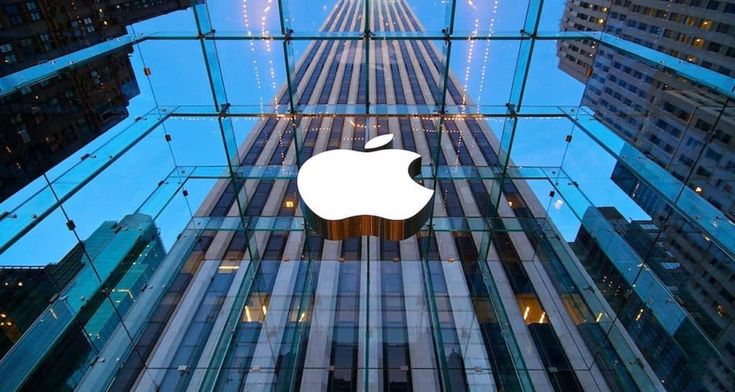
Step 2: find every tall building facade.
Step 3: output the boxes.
[571,207,731,390]
[0,245,83,358]
[610,163,735,390]
[558,1,735,390]
[0,46,138,201]
[0,0,193,201]
[0,213,165,392]
[558,0,734,215]
[0,0,191,76]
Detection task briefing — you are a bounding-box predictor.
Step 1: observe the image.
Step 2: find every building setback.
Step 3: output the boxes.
[558,0,735,390]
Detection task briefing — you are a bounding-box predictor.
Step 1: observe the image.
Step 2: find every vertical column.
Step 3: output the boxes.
[357,236,383,392]
[434,228,496,390]
[299,242,341,389]
[399,239,441,391]
[411,114,495,389]
[243,230,305,389]
[134,259,220,391]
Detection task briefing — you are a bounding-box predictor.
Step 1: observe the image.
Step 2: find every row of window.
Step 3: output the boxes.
[0,1,41,28]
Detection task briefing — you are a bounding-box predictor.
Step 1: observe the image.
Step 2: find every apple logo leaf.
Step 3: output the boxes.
[364,134,394,151]
[297,134,434,241]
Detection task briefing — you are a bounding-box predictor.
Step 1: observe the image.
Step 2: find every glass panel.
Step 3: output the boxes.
[285,0,362,34]
[523,40,586,107]
[132,40,213,106]
[453,0,528,35]
[447,40,520,109]
[377,0,450,34]
[208,0,281,34]
[217,41,288,107]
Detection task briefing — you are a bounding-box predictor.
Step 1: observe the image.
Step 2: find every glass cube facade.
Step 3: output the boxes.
[0,0,733,391]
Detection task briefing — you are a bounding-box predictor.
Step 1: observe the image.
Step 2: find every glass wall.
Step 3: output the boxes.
[0,0,733,391]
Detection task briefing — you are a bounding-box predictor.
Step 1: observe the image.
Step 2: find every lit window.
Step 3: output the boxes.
[716,304,726,317]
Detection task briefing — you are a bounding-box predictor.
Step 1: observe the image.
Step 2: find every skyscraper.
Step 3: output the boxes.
[0,0,191,76]
[0,245,84,358]
[571,206,731,390]
[0,213,165,392]
[610,162,735,390]
[557,0,734,214]
[0,0,194,201]
[558,1,735,390]
[0,46,138,201]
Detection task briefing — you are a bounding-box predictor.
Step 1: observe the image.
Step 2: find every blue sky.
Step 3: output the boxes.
[0,0,648,266]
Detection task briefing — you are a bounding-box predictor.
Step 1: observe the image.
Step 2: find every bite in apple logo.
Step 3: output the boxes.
[297,134,434,241]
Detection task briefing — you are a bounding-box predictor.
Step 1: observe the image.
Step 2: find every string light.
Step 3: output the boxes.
[461,17,479,105]
[476,0,499,106]
[242,0,264,112]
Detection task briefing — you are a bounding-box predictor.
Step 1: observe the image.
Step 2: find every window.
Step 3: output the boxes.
[707,42,721,52]
[695,119,712,131]
[0,44,15,64]
[678,154,694,166]
[705,148,722,162]
[686,137,702,148]
[83,17,95,33]
[25,1,41,20]
[4,4,23,25]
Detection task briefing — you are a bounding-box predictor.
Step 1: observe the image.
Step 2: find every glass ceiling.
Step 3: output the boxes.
[0,0,731,267]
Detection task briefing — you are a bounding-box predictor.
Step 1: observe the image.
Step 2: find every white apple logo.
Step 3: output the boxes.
[297,134,434,241]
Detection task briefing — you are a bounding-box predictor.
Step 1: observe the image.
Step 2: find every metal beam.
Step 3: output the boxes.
[0,109,170,254]
[3,31,731,102]
[0,35,139,98]
[163,104,572,118]
[185,215,533,233]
